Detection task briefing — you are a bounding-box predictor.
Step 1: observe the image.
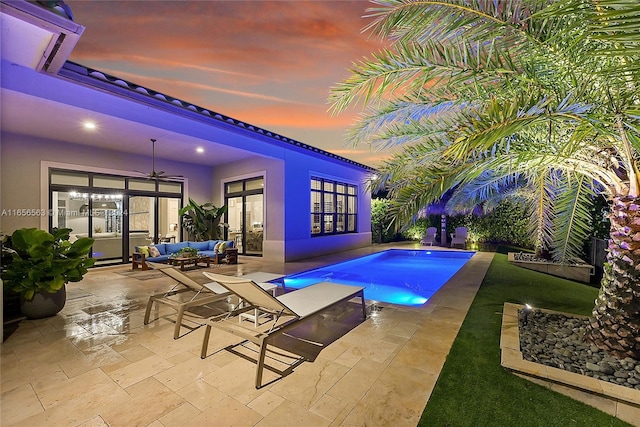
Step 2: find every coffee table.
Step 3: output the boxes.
[170,255,211,271]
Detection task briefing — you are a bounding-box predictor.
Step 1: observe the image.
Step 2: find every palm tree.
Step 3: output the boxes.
[330,0,639,358]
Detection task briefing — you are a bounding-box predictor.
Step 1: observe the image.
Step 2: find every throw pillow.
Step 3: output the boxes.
[148,246,161,257]
[213,242,222,253]
[138,246,149,256]
[217,242,227,254]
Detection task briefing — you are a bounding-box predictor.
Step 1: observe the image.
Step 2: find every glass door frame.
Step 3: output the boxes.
[49,168,184,265]
[224,176,264,256]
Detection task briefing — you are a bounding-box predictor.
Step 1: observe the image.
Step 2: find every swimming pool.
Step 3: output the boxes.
[281,249,474,306]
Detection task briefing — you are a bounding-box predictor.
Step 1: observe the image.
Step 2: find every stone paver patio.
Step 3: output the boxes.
[1,244,493,426]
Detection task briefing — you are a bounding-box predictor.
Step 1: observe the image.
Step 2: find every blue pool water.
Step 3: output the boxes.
[281,249,474,306]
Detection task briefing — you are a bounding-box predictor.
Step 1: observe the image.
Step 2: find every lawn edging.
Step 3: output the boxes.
[501,302,640,426]
[507,252,594,283]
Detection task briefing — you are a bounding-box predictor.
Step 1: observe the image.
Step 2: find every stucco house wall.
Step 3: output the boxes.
[0,132,214,232]
[212,156,286,262]
[282,149,372,262]
[211,152,372,263]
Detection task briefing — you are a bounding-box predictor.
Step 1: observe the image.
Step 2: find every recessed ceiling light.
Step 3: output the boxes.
[196,147,204,153]
[83,121,96,129]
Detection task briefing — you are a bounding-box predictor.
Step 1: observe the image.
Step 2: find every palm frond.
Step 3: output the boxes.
[346,100,460,146]
[539,0,640,73]
[445,94,591,161]
[364,0,543,44]
[588,0,640,45]
[551,173,596,262]
[329,38,524,114]
[329,44,435,114]
[527,170,557,253]
[445,171,525,213]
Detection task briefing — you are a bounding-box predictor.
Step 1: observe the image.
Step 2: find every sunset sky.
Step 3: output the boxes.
[66,0,392,167]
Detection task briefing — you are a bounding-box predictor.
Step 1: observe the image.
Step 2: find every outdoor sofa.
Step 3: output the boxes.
[132,239,235,270]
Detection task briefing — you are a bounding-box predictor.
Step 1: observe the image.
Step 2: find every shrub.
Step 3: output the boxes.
[371,198,403,243]
[446,201,533,247]
[402,215,441,241]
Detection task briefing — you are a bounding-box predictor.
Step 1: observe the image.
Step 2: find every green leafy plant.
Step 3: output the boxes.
[169,246,198,258]
[178,198,228,241]
[1,228,95,300]
[402,215,441,242]
[371,198,402,243]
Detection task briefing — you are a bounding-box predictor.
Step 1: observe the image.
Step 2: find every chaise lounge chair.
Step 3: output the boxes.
[420,227,438,246]
[144,262,233,339]
[450,227,468,249]
[145,264,285,339]
[201,271,367,388]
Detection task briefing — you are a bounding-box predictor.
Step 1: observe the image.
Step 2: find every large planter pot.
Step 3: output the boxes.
[20,286,66,319]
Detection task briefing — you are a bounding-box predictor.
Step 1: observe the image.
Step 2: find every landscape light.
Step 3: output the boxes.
[519,303,533,325]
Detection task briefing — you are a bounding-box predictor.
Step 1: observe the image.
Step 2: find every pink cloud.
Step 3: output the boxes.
[66,0,389,166]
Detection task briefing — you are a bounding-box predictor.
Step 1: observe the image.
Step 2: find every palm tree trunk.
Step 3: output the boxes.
[587,195,640,359]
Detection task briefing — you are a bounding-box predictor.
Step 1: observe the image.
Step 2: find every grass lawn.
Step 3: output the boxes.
[419,249,632,426]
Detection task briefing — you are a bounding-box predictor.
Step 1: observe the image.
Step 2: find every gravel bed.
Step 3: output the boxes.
[518,309,640,391]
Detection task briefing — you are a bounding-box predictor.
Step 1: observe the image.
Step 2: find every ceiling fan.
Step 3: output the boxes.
[134,138,183,181]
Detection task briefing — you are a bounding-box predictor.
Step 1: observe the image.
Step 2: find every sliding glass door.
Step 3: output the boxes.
[128,195,181,250]
[244,194,263,255]
[51,190,125,261]
[128,195,155,256]
[225,177,264,256]
[227,196,243,252]
[50,169,183,265]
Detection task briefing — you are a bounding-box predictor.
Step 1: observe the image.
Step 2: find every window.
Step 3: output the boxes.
[49,168,183,265]
[310,177,357,235]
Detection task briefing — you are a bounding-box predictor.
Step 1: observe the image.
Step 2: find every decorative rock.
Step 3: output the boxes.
[519,309,640,391]
[586,362,601,372]
[598,362,615,375]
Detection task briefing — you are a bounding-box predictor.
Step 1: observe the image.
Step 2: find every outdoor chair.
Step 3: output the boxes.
[145,262,232,339]
[201,271,366,388]
[450,227,468,249]
[420,227,438,246]
[145,264,283,339]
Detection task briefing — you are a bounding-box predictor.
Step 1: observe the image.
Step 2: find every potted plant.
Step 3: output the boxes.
[1,228,95,319]
[179,198,228,241]
[169,246,198,259]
